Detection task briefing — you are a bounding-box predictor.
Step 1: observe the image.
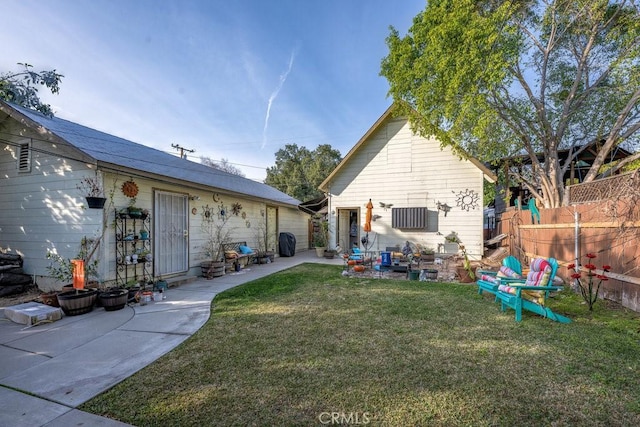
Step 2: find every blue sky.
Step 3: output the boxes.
[2,0,424,181]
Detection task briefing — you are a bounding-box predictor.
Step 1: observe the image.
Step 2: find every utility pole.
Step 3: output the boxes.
[172,143,195,159]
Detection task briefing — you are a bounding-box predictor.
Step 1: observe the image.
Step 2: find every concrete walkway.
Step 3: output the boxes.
[0,250,342,427]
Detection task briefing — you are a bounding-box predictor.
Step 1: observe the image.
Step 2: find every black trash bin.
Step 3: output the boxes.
[279,232,296,257]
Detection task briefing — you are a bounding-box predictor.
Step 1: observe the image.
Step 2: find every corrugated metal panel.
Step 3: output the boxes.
[392,207,427,229]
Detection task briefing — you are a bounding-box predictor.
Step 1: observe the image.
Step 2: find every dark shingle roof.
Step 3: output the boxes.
[5,102,301,207]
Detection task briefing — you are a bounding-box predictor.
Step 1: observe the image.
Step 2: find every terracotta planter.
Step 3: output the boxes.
[457,267,475,283]
[40,291,60,307]
[57,289,98,316]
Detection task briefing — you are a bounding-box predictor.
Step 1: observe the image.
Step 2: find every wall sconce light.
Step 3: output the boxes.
[189,195,200,201]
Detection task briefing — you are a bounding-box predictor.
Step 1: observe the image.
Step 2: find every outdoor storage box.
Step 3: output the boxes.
[3,302,63,327]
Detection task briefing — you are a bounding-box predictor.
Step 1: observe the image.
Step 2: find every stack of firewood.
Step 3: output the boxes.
[0,253,33,297]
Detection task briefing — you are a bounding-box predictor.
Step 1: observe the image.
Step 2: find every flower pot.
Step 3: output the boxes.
[57,289,98,316]
[40,291,60,307]
[421,269,438,281]
[85,196,106,209]
[99,288,129,311]
[315,246,326,257]
[444,243,459,254]
[201,261,225,279]
[127,286,142,302]
[324,250,336,259]
[457,267,475,283]
[420,253,435,263]
[408,270,420,281]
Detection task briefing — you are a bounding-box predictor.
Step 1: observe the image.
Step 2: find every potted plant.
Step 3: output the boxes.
[46,238,100,315]
[419,246,436,263]
[444,231,461,254]
[313,219,329,258]
[253,214,275,264]
[98,287,129,311]
[456,244,476,283]
[200,204,235,278]
[76,172,106,209]
[127,198,143,219]
[323,248,337,259]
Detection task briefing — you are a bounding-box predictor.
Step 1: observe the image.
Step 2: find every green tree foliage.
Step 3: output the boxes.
[0,63,64,117]
[381,0,640,207]
[265,144,342,201]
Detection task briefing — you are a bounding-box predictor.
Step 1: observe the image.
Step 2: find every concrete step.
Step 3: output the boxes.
[165,275,198,288]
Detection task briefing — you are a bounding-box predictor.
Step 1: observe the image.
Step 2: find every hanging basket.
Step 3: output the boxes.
[85,196,107,209]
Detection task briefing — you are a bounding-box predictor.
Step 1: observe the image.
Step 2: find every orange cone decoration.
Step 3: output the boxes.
[71,259,85,289]
[363,199,373,232]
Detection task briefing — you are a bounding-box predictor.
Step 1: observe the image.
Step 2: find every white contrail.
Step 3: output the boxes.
[262,48,297,149]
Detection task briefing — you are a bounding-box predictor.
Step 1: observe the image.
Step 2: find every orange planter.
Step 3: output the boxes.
[353,265,365,273]
[347,260,356,266]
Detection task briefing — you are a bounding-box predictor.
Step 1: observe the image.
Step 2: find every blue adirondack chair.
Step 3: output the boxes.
[494,257,570,323]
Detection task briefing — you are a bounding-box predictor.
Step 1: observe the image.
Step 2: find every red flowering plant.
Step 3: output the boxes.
[567,253,611,311]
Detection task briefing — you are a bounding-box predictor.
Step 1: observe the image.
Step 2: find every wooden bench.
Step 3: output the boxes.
[221,242,256,267]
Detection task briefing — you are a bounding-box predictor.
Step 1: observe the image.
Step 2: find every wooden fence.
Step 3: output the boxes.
[498,197,640,312]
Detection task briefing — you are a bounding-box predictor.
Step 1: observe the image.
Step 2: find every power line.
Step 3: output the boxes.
[171,143,195,159]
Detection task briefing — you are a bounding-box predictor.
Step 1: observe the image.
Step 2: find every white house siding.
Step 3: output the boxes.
[326,117,485,260]
[1,123,308,289]
[277,206,310,254]
[0,122,106,289]
[102,175,310,282]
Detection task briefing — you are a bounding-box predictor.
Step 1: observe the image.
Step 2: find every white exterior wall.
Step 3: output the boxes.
[0,123,105,289]
[1,122,309,289]
[277,205,310,254]
[326,117,485,260]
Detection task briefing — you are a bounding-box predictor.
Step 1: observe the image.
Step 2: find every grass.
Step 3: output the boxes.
[81,264,640,426]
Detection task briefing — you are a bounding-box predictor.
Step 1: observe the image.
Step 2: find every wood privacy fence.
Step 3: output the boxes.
[498,172,640,312]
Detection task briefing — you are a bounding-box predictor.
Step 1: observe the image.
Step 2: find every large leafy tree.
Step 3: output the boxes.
[381,0,640,207]
[0,63,64,117]
[265,143,342,201]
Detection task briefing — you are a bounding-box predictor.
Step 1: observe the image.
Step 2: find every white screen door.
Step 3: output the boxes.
[154,191,188,276]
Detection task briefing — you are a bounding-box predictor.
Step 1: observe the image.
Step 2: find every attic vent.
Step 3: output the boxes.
[391,207,428,229]
[18,142,32,173]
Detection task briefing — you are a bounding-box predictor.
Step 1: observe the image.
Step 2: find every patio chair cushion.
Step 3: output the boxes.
[498,258,552,303]
[497,265,522,279]
[480,274,498,283]
[238,245,254,254]
[225,250,239,259]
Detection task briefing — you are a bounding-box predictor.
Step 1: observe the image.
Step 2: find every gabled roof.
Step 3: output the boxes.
[319,104,496,191]
[1,101,300,207]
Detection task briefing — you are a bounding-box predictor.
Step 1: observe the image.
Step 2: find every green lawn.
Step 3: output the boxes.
[82,264,640,426]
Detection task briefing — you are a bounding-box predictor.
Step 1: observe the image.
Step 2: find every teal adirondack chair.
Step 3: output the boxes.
[476,256,524,298]
[495,257,570,323]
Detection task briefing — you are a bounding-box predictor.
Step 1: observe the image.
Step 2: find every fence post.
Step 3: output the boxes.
[574,210,580,269]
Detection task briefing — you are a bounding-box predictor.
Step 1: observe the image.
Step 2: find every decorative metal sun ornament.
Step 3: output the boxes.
[121,180,139,198]
[454,189,479,211]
